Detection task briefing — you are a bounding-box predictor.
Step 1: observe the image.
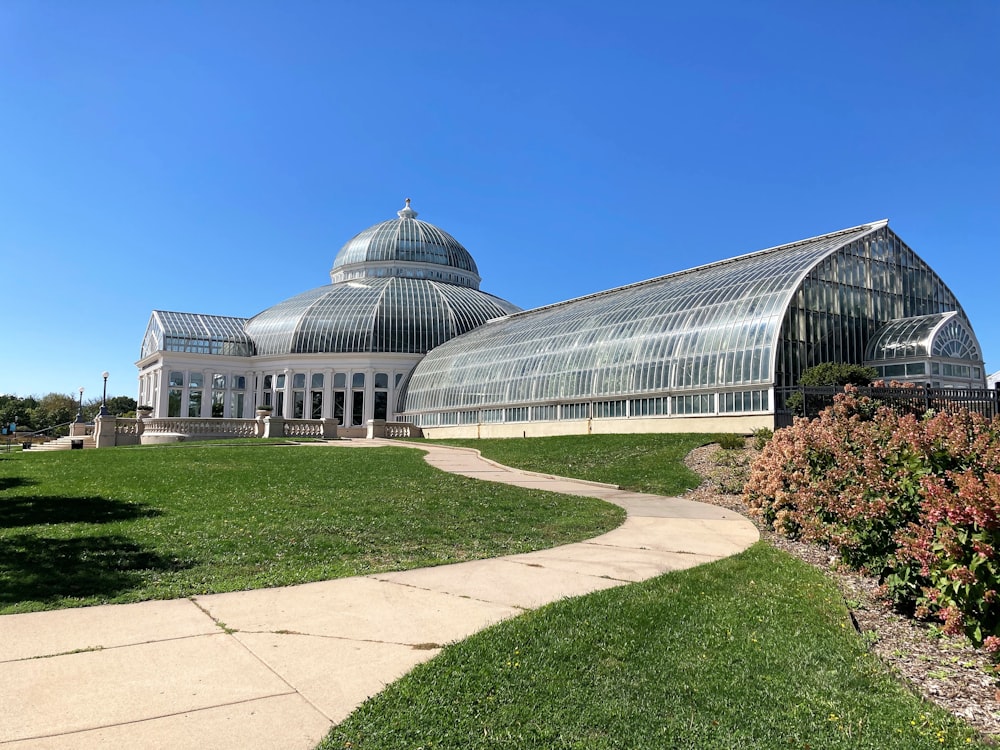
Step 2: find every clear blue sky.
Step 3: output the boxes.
[1,1,997,399]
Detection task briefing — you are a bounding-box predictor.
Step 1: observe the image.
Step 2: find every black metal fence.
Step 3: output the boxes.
[774,385,1000,429]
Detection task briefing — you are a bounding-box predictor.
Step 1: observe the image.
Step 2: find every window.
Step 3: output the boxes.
[532,405,558,421]
[562,403,590,420]
[293,373,306,388]
[188,389,202,417]
[333,392,345,425]
[505,407,529,422]
[352,391,364,426]
[374,372,389,420]
[230,392,245,418]
[168,389,182,417]
[169,371,184,387]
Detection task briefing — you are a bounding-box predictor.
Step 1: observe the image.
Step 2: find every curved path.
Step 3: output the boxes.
[0,440,758,749]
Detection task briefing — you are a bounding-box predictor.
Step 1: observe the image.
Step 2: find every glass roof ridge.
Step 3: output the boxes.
[152,309,250,324]
[498,220,888,322]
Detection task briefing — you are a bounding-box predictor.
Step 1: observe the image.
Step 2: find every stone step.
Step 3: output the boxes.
[25,436,97,452]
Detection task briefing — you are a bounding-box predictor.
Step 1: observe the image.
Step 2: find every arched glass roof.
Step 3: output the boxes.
[330,199,481,289]
[865,312,982,363]
[140,311,254,359]
[400,220,980,419]
[245,276,520,356]
[400,222,886,414]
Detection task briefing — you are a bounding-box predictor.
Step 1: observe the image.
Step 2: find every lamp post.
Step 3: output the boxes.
[99,371,109,416]
[76,387,85,423]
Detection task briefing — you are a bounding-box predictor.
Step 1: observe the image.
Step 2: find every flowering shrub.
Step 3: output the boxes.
[745,388,925,572]
[745,388,1000,648]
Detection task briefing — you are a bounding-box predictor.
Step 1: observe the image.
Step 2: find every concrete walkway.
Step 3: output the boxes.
[0,440,758,749]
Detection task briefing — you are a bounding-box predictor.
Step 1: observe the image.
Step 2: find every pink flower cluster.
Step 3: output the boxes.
[745,387,1000,648]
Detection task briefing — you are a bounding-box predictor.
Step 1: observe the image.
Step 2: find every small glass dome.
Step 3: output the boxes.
[330,199,482,289]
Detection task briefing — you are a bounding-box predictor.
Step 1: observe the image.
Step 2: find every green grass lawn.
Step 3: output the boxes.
[319,434,991,749]
[322,543,987,749]
[0,443,623,613]
[432,434,717,495]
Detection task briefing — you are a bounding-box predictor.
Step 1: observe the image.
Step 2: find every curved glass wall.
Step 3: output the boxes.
[245,277,520,356]
[932,316,981,361]
[330,200,481,289]
[400,221,978,424]
[141,311,254,359]
[775,224,968,389]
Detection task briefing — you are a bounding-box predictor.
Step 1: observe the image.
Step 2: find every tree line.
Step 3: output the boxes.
[0,393,138,435]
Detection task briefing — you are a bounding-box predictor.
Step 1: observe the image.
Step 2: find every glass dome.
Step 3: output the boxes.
[246,271,519,356]
[330,199,482,289]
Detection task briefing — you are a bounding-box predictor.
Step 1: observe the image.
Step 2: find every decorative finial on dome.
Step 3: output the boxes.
[397,197,418,219]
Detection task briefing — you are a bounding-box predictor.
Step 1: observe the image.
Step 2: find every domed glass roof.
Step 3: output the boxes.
[245,276,519,355]
[330,199,481,289]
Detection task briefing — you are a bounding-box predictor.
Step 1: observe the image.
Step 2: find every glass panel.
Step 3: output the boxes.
[334,392,345,424]
[213,374,226,389]
[212,391,224,417]
[293,391,304,418]
[276,374,285,388]
[352,373,365,388]
[230,392,245,418]
[188,390,202,417]
[293,373,306,388]
[374,372,389,389]
[311,391,323,419]
[264,374,273,389]
[232,376,246,390]
[169,371,184,387]
[352,391,364,426]
[190,373,204,388]
[334,373,347,388]
[168,389,182,417]
[374,391,388,420]
[311,373,324,388]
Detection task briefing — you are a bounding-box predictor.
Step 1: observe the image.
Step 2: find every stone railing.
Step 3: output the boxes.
[367,419,423,439]
[142,418,260,440]
[89,414,339,447]
[112,418,142,446]
[275,418,338,439]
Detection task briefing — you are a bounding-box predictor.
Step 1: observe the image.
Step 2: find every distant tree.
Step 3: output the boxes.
[798,362,878,387]
[31,393,79,432]
[0,394,39,431]
[105,395,138,416]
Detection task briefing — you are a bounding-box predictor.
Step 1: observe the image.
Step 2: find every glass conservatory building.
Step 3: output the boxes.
[136,200,520,435]
[138,210,984,437]
[397,219,985,438]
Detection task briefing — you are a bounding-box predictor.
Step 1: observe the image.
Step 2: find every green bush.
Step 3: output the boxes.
[751,427,773,450]
[716,433,745,450]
